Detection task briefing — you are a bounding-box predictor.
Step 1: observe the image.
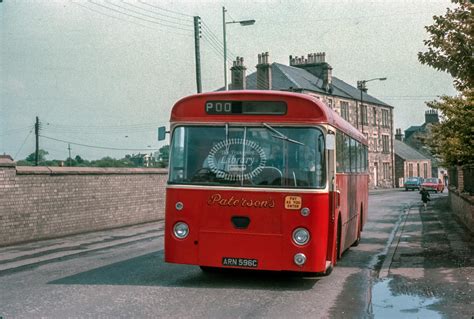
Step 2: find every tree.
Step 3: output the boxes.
[418,0,473,91]
[426,91,474,165]
[25,149,48,163]
[75,155,84,164]
[418,0,474,166]
[158,145,170,167]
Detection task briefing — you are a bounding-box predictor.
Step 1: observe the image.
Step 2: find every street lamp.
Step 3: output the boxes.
[357,77,387,130]
[223,6,255,90]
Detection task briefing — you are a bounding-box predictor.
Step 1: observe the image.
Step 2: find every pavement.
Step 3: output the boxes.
[0,222,164,274]
[373,192,474,318]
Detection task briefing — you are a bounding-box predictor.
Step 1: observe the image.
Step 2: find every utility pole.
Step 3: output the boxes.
[68,143,72,166]
[193,16,202,93]
[222,6,227,90]
[35,116,39,166]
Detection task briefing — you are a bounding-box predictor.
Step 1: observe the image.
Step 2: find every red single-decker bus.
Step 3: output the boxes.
[163,90,368,275]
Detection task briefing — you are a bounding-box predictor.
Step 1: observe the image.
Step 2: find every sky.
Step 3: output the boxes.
[0,0,458,161]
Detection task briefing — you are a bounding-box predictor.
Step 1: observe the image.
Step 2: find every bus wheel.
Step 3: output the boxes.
[200,266,219,273]
[336,218,342,261]
[352,214,362,247]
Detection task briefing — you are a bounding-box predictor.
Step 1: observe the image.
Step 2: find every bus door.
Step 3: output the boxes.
[326,130,338,263]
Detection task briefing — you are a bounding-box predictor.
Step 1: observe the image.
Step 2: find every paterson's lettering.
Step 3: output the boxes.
[208,193,275,208]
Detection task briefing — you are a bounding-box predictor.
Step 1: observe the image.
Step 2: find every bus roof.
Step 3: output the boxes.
[170,90,367,144]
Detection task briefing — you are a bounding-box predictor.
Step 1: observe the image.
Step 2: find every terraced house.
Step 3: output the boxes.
[226,52,394,188]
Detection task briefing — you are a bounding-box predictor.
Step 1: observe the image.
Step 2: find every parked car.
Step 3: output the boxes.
[421,178,444,193]
[404,177,424,191]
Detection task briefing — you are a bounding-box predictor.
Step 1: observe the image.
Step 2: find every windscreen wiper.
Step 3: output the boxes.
[263,123,305,146]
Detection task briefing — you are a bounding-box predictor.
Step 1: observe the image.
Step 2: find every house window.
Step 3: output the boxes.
[423,163,428,178]
[382,135,389,153]
[383,162,390,180]
[340,101,349,121]
[373,107,377,126]
[381,109,390,127]
[361,105,368,125]
[327,98,333,109]
[408,163,413,176]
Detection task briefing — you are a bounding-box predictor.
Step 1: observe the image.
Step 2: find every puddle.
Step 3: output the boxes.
[370,278,442,319]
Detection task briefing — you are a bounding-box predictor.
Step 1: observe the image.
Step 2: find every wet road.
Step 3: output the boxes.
[0,190,451,318]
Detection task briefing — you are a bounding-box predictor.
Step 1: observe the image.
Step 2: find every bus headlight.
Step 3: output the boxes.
[173,222,189,239]
[292,228,310,245]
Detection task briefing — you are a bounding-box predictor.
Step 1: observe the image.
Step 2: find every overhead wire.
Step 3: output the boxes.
[40,135,160,151]
[103,0,194,30]
[14,129,34,159]
[41,122,161,135]
[73,2,190,36]
[45,122,161,129]
[200,23,269,89]
[200,19,274,88]
[87,0,193,35]
[121,0,194,23]
[137,0,195,18]
[0,125,34,137]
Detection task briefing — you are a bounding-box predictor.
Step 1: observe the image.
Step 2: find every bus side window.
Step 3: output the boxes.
[350,138,357,173]
[343,134,350,173]
[336,132,344,173]
[357,141,363,173]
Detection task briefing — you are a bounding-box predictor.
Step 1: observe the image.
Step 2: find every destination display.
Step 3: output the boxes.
[205,101,287,115]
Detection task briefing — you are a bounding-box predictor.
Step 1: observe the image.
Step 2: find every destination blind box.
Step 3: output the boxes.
[205,101,287,115]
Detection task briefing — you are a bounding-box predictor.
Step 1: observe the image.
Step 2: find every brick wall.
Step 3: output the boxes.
[0,157,167,247]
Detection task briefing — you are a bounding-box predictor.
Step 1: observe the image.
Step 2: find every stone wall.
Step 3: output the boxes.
[448,190,474,233]
[0,156,167,247]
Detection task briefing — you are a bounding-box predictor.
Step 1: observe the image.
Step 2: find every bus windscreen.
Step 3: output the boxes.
[169,125,326,188]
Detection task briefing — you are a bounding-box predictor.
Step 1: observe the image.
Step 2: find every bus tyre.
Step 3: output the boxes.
[200,266,219,273]
[352,217,362,247]
[336,219,341,261]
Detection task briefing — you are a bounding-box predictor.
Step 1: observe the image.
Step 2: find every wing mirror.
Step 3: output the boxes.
[158,126,169,141]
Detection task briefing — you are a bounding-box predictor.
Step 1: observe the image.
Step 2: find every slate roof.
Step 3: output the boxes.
[241,63,391,107]
[394,140,430,160]
[405,125,422,132]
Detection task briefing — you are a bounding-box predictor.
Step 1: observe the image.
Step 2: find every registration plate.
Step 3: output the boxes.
[222,257,258,268]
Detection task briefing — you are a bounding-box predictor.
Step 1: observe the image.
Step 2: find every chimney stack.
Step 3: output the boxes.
[256,52,272,90]
[425,109,439,124]
[230,56,247,90]
[395,128,404,141]
[290,52,332,92]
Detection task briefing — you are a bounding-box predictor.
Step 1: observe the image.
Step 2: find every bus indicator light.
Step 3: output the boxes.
[300,207,310,216]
